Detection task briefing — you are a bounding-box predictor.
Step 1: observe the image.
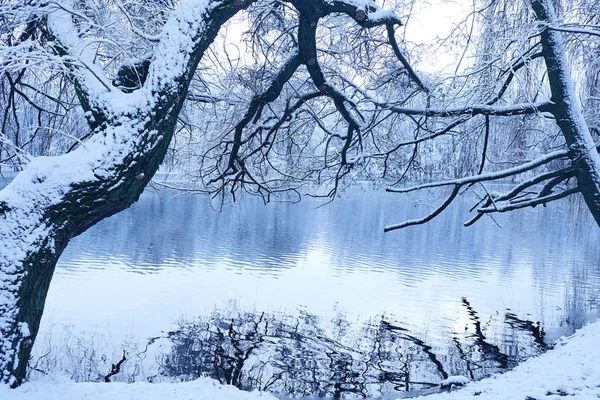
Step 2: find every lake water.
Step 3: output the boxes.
[26,184,600,398]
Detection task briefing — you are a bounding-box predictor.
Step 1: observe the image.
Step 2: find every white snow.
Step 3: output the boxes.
[1,321,600,399]
[439,375,470,388]
[340,0,400,23]
[0,377,278,400]
[412,320,600,399]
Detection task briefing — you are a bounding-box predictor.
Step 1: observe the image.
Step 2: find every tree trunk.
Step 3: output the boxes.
[531,0,600,226]
[0,0,253,387]
[0,109,177,387]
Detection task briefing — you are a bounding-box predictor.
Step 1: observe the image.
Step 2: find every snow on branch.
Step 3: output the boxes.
[111,0,162,42]
[547,24,600,38]
[386,149,570,194]
[310,0,403,27]
[476,187,579,213]
[47,1,114,95]
[384,148,578,231]
[463,167,575,226]
[46,0,256,115]
[380,101,554,118]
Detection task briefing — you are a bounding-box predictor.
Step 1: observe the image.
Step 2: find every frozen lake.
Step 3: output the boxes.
[31,185,600,397]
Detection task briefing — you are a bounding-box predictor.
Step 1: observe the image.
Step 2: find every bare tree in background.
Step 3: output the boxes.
[0,0,599,387]
[383,0,600,230]
[168,0,600,230]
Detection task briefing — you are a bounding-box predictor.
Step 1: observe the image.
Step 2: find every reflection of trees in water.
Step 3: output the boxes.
[158,300,547,398]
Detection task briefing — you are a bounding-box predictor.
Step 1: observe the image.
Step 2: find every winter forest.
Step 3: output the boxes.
[1,0,600,398]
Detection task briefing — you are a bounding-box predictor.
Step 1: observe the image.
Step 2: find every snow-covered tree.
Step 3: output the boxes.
[0,0,416,387]
[383,0,600,229]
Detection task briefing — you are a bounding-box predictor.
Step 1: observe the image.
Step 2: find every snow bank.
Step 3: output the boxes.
[412,320,600,399]
[0,377,278,400]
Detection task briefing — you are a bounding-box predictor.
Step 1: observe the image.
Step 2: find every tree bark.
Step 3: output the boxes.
[531,0,600,226]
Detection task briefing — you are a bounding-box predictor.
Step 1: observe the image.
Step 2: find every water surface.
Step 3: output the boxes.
[29,185,600,397]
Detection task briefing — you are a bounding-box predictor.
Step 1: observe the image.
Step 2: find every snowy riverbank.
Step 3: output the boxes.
[0,377,280,400]
[411,319,600,399]
[410,322,600,400]
[2,320,599,400]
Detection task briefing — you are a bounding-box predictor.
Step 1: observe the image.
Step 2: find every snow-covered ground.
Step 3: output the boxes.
[2,320,599,400]
[0,377,279,400]
[413,320,600,399]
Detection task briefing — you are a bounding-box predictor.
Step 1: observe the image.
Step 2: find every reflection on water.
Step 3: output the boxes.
[31,186,600,397]
[158,300,546,399]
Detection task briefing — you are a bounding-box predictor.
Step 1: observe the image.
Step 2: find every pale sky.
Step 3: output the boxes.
[220,0,474,77]
[403,0,474,74]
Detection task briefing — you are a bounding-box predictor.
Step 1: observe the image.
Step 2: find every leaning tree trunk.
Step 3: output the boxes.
[0,113,175,387]
[531,0,600,226]
[0,0,253,387]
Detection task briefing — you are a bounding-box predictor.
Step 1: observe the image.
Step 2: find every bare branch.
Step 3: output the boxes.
[386,23,429,93]
[387,149,570,193]
[384,185,461,231]
[477,187,580,213]
[380,101,554,118]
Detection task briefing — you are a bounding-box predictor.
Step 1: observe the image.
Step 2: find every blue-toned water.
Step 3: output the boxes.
[29,185,600,397]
